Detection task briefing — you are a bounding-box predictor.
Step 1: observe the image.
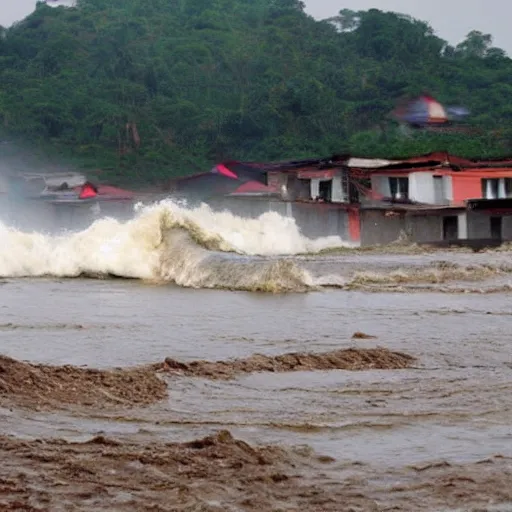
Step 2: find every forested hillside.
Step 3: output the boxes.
[1,0,512,184]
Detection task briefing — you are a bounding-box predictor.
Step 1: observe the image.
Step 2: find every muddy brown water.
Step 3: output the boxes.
[1,249,512,510]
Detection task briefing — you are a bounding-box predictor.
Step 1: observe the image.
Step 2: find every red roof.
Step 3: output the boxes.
[95,184,135,199]
[72,184,135,200]
[231,180,278,195]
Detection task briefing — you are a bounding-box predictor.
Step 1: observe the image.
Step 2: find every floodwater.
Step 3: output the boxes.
[1,199,511,510]
[1,275,511,467]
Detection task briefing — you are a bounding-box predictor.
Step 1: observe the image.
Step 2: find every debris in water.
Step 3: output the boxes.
[0,432,510,511]
[0,355,167,409]
[158,348,415,380]
[352,331,378,340]
[0,348,414,410]
[0,430,378,511]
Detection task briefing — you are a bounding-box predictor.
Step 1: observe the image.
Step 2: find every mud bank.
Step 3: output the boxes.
[0,430,510,511]
[0,355,167,409]
[159,348,415,380]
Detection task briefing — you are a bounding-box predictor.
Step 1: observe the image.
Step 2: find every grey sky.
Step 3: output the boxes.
[0,0,510,54]
[305,0,509,53]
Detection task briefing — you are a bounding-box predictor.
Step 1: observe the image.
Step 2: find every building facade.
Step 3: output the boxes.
[352,153,512,245]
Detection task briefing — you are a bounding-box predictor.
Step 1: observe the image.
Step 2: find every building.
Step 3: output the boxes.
[349,152,512,245]
[266,159,351,203]
[224,156,360,242]
[201,151,512,247]
[363,152,512,206]
[168,155,362,243]
[22,151,504,248]
[2,172,136,232]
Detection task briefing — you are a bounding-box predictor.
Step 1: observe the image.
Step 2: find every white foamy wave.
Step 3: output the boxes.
[0,213,161,280]
[138,200,350,256]
[0,199,349,291]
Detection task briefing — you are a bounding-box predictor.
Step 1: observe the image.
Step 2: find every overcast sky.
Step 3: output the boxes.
[1,0,509,54]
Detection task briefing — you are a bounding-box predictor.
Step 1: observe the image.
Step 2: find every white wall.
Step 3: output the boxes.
[310,179,320,199]
[331,175,344,202]
[458,213,468,239]
[409,172,435,203]
[444,176,453,202]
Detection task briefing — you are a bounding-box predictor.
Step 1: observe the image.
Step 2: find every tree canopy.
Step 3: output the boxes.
[1,1,512,184]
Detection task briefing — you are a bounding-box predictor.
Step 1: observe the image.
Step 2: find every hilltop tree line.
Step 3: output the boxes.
[1,0,512,184]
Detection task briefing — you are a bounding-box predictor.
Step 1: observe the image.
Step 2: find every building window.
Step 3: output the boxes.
[482,178,512,199]
[310,178,332,202]
[433,176,445,204]
[482,179,499,199]
[388,177,409,200]
[318,180,332,201]
[505,178,512,197]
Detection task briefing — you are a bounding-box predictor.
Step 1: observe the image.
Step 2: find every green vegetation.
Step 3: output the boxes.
[1,1,512,184]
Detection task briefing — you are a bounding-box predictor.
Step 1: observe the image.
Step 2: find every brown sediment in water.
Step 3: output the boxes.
[317,241,439,255]
[158,348,415,380]
[380,455,512,511]
[0,355,167,409]
[0,348,414,410]
[317,240,508,256]
[343,283,512,295]
[0,431,510,511]
[0,430,372,512]
[347,261,509,289]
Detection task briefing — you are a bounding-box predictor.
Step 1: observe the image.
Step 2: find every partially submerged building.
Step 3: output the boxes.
[351,152,512,245]
[173,151,512,247]
[6,151,512,247]
[2,172,136,232]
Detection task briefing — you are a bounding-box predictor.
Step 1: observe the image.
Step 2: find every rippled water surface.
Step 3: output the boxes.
[1,254,511,471]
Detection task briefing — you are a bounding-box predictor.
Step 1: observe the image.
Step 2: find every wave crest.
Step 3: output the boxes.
[0,199,349,292]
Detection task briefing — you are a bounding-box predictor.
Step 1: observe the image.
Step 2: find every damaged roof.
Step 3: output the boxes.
[261,151,512,173]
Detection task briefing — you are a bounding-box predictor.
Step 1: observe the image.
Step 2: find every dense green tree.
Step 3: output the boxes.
[1,2,512,185]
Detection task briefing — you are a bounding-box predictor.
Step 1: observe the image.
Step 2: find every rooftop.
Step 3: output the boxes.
[243,152,512,174]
